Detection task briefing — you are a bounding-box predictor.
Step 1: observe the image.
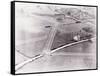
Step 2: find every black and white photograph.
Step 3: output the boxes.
[11,1,97,75]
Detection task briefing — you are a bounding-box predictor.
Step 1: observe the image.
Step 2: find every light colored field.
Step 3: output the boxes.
[15,3,96,74]
[16,39,96,74]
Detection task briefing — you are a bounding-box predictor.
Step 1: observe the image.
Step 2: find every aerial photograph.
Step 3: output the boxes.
[14,2,97,74]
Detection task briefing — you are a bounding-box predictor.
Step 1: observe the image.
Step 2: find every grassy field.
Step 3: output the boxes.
[16,39,96,74]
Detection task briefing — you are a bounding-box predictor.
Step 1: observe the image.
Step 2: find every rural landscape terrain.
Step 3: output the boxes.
[15,2,97,74]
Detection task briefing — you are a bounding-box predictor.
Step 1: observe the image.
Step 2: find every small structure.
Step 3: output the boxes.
[73,34,80,41]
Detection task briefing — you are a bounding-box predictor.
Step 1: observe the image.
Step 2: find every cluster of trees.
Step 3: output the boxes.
[69,26,94,41]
